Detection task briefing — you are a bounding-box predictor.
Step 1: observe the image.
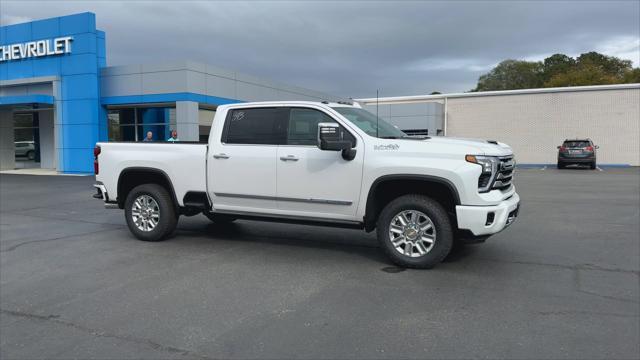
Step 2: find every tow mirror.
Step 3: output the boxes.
[317,122,356,160]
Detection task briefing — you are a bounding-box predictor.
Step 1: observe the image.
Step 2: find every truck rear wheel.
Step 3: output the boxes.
[124,184,177,242]
[376,194,453,269]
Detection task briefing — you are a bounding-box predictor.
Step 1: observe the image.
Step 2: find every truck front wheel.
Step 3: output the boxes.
[376,194,453,269]
[124,184,178,242]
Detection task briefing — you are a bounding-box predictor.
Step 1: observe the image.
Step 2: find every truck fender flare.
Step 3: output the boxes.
[117,167,179,210]
[363,174,461,231]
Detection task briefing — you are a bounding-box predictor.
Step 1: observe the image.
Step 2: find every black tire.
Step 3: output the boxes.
[590,161,596,170]
[124,184,178,242]
[26,151,34,160]
[557,162,564,169]
[204,212,237,224]
[376,194,453,269]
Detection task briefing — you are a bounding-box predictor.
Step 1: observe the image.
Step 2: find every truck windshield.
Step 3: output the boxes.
[331,107,407,139]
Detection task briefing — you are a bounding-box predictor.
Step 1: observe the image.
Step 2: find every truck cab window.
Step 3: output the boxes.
[224,108,288,145]
[287,108,355,146]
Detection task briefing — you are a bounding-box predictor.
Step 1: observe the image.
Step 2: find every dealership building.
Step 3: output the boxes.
[1,12,639,174]
[0,12,341,173]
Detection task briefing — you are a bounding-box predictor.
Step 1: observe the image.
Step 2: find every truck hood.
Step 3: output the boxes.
[372,136,513,158]
[425,136,513,156]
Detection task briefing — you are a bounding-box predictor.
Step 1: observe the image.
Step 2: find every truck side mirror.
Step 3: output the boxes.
[595,145,599,149]
[317,122,356,160]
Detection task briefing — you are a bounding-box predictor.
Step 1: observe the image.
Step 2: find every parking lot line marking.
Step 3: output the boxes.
[597,167,603,171]
[541,166,547,170]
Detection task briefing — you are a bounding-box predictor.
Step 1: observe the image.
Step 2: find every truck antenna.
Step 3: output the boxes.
[376,89,379,138]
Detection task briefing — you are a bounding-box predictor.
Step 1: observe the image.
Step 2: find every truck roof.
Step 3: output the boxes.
[217,100,358,110]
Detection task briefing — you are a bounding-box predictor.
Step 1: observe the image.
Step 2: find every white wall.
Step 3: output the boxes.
[446,88,640,165]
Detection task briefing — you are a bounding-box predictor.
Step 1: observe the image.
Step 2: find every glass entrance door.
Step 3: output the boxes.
[14,112,41,169]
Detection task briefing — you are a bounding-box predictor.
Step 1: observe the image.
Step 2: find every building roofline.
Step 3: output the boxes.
[355,83,640,104]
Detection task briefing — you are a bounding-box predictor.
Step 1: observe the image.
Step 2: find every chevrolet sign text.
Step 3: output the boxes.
[0,37,73,62]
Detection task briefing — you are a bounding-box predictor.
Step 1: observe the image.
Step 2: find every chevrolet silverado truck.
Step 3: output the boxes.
[93,101,520,268]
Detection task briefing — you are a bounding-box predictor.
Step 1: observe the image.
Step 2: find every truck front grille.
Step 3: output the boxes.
[492,156,515,190]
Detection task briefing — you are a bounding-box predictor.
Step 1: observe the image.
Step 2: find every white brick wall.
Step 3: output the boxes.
[446,89,640,165]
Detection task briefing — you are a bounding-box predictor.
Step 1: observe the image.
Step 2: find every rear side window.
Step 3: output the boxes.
[287,108,356,146]
[563,141,590,148]
[224,108,288,145]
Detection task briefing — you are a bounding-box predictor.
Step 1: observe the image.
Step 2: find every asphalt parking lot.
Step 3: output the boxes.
[1,168,639,359]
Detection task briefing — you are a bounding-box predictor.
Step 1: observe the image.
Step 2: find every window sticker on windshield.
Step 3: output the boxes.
[232,111,245,122]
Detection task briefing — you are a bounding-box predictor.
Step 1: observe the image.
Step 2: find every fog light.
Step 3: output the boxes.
[485,212,495,226]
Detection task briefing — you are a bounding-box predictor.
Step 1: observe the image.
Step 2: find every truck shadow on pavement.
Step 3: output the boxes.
[170,217,479,267]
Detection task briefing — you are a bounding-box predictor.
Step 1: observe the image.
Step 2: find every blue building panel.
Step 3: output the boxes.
[4,21,31,43]
[59,13,96,36]
[31,17,60,39]
[6,59,34,79]
[0,63,7,80]
[101,92,242,106]
[61,100,100,125]
[61,53,99,75]
[61,147,95,173]
[96,37,106,58]
[61,74,100,100]
[98,106,109,141]
[68,32,98,55]
[61,124,99,149]
[0,95,55,105]
[32,57,61,77]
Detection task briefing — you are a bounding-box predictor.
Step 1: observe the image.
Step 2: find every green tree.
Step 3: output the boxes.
[545,63,619,87]
[473,60,544,91]
[623,68,640,83]
[473,52,639,91]
[541,53,576,82]
[576,52,632,77]
[544,52,636,87]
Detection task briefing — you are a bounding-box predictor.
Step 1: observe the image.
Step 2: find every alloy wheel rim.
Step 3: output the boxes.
[389,210,436,257]
[131,195,160,232]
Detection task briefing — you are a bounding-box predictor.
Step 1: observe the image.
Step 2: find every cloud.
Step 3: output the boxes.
[1,1,638,97]
[406,58,498,72]
[596,36,640,67]
[0,14,31,26]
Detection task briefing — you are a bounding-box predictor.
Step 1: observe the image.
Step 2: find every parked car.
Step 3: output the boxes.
[557,139,598,169]
[93,101,520,269]
[14,141,35,160]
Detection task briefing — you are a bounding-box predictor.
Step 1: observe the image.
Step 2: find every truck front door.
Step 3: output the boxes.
[276,107,364,220]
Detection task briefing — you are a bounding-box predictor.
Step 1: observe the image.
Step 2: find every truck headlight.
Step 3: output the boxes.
[466,155,499,192]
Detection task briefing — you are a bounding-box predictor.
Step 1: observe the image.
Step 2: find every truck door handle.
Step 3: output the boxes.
[213,153,230,159]
[280,155,299,162]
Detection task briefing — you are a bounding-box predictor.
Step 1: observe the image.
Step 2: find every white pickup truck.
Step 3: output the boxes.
[93,101,520,268]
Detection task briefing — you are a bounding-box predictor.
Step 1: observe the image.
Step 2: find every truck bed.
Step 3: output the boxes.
[95,142,208,206]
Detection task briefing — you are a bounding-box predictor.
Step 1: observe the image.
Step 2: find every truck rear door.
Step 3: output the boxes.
[207,107,288,212]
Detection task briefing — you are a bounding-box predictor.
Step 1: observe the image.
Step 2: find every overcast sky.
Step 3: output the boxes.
[1,1,639,98]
